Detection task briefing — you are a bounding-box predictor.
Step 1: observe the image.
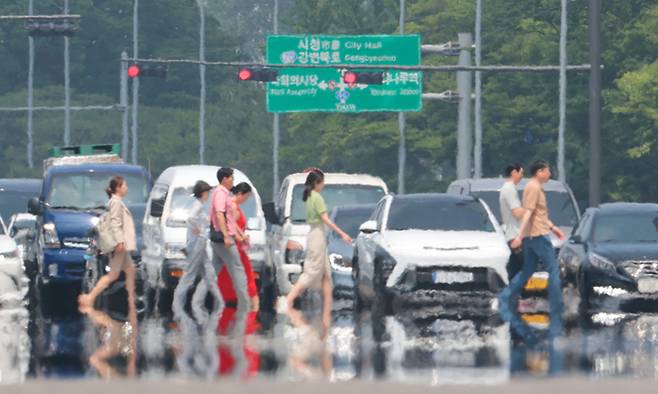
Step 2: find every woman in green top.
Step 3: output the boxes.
[286,169,352,334]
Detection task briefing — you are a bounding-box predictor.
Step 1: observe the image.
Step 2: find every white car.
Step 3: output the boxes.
[264,172,388,295]
[353,193,510,318]
[142,165,270,311]
[0,215,27,307]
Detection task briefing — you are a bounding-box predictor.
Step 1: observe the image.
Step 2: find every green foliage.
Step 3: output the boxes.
[0,0,656,204]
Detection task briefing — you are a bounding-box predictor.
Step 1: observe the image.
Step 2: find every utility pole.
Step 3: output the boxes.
[131,0,139,164]
[456,33,473,179]
[272,0,280,201]
[398,0,406,194]
[120,51,129,161]
[473,0,482,179]
[63,0,71,146]
[197,0,206,165]
[557,0,567,183]
[26,0,35,168]
[588,0,601,206]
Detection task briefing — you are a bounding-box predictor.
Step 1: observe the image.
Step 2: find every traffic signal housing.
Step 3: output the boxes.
[25,21,78,37]
[127,64,167,79]
[237,68,278,82]
[343,71,385,85]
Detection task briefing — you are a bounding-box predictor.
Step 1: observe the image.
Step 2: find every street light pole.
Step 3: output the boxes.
[473,0,482,179]
[26,0,34,168]
[456,33,473,180]
[557,0,567,183]
[63,0,71,146]
[197,0,206,165]
[588,0,602,206]
[398,0,406,194]
[272,0,280,201]
[131,0,139,164]
[120,51,129,161]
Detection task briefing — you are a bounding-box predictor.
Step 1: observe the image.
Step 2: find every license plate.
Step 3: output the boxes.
[525,271,549,291]
[432,271,474,284]
[637,277,658,294]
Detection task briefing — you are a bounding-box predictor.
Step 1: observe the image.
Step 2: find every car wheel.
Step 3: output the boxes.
[371,265,393,342]
[577,267,592,312]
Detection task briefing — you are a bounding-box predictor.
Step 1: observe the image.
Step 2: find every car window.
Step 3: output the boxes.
[574,213,592,239]
[592,212,658,243]
[387,198,495,232]
[290,184,385,223]
[48,172,149,209]
[333,208,374,238]
[0,189,39,219]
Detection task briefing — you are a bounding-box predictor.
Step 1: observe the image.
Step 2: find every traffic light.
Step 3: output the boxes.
[237,68,278,82]
[343,71,384,85]
[25,21,78,37]
[127,64,167,79]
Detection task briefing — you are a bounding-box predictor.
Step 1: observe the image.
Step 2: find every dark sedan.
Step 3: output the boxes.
[559,203,658,310]
[328,204,376,299]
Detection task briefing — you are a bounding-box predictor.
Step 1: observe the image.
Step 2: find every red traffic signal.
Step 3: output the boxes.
[343,71,385,85]
[127,64,167,79]
[238,68,253,81]
[237,68,278,82]
[343,71,358,85]
[127,65,140,78]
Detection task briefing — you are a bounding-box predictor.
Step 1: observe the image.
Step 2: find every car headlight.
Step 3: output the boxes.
[0,248,19,260]
[588,252,616,272]
[164,242,186,260]
[329,253,352,270]
[285,240,304,265]
[43,222,60,248]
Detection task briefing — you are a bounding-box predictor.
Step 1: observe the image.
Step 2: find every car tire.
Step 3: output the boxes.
[577,267,592,312]
[371,265,393,343]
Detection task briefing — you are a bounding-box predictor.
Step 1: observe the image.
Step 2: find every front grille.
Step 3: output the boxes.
[620,260,658,280]
[62,237,93,249]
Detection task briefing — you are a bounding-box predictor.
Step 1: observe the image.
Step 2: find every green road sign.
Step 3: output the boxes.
[266,35,422,113]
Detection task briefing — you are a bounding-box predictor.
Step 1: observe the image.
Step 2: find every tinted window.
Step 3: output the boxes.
[47,172,149,209]
[333,208,375,238]
[473,190,578,227]
[592,212,658,243]
[290,184,385,223]
[0,190,39,219]
[387,197,495,232]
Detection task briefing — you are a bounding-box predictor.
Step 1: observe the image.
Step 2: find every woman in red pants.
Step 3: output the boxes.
[217,182,259,311]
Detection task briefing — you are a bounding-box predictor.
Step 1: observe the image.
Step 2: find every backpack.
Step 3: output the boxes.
[97,211,118,254]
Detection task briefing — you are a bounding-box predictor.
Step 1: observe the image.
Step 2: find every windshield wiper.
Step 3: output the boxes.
[49,205,82,210]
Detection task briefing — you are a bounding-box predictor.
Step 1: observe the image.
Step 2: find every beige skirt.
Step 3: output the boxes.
[297,224,332,290]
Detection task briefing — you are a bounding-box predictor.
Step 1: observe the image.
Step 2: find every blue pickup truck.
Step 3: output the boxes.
[27,145,152,309]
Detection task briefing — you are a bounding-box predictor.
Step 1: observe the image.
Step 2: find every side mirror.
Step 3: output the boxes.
[27,197,42,216]
[570,235,583,244]
[263,202,281,225]
[150,197,165,218]
[359,220,378,234]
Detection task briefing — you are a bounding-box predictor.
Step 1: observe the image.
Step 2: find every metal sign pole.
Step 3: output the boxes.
[27,0,35,168]
[63,0,71,146]
[131,0,139,164]
[398,0,406,195]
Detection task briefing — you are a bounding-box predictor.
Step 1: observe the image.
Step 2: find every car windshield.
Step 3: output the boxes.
[592,212,658,243]
[47,173,149,209]
[0,189,39,219]
[387,197,495,232]
[333,208,374,238]
[473,190,578,227]
[290,184,385,223]
[169,186,258,223]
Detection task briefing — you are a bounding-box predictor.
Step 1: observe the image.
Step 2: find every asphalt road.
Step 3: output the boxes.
[4,378,658,394]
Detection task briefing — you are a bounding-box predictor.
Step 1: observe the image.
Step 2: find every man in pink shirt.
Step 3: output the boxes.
[209,167,249,330]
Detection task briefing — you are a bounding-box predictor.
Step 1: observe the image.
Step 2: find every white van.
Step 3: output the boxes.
[142,165,270,309]
[264,172,388,295]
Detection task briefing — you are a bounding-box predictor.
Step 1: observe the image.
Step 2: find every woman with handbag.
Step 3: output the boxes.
[79,176,137,317]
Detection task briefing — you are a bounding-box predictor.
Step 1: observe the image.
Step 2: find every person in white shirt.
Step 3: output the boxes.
[499,163,525,280]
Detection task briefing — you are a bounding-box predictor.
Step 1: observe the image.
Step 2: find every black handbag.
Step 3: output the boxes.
[209,211,227,243]
[210,224,224,243]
